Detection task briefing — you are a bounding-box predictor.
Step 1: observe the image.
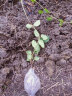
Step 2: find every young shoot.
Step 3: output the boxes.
[26,20,40,29]
[26,20,49,62]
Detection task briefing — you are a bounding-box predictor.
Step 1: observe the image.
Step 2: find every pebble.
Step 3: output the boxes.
[49,54,61,61]
[56,59,67,67]
[45,60,55,77]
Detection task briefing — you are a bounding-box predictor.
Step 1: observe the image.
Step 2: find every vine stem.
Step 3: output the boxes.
[21,0,31,23]
[35,0,44,10]
[35,0,61,21]
[21,0,37,29]
[35,0,72,24]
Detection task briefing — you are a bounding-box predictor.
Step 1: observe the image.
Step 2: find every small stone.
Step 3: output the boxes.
[56,59,67,67]
[49,54,61,61]
[45,60,55,77]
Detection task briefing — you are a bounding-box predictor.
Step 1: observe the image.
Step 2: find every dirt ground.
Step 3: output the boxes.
[0,0,72,96]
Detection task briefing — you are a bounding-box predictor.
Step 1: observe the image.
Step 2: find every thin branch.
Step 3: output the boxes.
[43,82,60,93]
[35,0,44,10]
[21,0,31,23]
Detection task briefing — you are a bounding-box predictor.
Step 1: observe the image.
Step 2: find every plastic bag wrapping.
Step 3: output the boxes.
[24,68,41,96]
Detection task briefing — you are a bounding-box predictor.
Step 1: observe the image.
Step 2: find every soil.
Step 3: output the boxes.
[0,0,72,96]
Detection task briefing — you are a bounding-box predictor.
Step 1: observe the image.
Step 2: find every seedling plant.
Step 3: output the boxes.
[21,0,49,65]
[26,20,49,62]
[21,0,72,65]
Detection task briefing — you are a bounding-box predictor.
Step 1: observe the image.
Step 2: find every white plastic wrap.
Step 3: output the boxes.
[24,68,41,96]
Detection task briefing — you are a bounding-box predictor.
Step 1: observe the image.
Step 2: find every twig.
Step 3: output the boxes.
[21,0,31,23]
[53,69,63,80]
[35,0,58,20]
[35,0,44,10]
[43,82,60,93]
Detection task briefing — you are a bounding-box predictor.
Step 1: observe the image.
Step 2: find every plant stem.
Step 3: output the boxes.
[35,0,44,10]
[21,0,31,23]
[35,0,58,21]
[21,0,37,30]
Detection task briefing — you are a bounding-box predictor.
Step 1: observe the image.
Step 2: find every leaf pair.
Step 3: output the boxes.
[38,34,49,48]
[38,39,44,48]
[26,50,39,61]
[32,40,40,54]
[26,20,40,29]
[32,34,49,54]
[26,50,33,61]
[41,34,49,43]
[38,8,50,14]
[34,29,49,43]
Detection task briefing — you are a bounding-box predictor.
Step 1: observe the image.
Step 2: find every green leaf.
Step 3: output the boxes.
[26,50,32,55]
[44,8,50,13]
[26,50,33,61]
[38,10,43,14]
[46,17,53,21]
[41,34,48,40]
[34,30,40,37]
[26,24,33,29]
[34,56,39,61]
[32,40,40,54]
[27,54,33,61]
[31,0,36,3]
[59,19,64,26]
[32,40,37,48]
[41,34,49,43]
[34,44,40,54]
[38,39,45,48]
[33,20,40,27]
